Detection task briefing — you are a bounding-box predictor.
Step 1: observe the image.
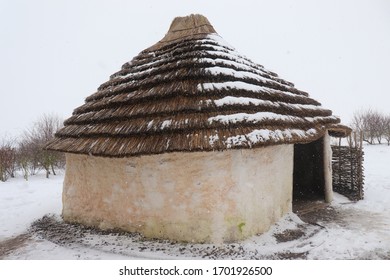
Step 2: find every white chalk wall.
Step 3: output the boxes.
[323,131,333,203]
[63,145,293,243]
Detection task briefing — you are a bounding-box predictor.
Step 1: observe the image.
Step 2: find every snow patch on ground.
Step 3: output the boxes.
[0,173,63,240]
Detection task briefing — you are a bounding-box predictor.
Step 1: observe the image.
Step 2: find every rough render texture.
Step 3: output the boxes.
[62,145,294,243]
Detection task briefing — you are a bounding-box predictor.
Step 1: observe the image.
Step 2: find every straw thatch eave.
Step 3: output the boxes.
[328,123,352,138]
[47,125,327,158]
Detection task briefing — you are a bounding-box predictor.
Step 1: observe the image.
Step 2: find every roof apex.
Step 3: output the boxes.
[168,14,215,33]
[155,14,216,48]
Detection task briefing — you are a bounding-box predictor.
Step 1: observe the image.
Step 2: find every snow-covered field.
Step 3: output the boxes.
[1,144,389,260]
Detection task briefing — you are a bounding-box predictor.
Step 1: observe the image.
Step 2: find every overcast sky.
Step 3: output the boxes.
[1,0,389,138]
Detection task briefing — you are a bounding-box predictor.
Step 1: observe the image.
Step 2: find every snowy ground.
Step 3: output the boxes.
[1,144,389,260]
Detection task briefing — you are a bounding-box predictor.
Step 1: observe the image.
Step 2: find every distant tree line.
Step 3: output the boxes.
[0,114,65,182]
[351,109,390,145]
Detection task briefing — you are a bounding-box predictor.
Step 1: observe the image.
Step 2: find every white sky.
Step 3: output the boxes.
[1,0,389,138]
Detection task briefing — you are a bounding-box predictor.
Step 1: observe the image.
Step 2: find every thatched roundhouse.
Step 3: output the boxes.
[46,14,349,243]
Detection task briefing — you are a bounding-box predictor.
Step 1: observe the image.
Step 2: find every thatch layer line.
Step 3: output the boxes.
[132,39,235,66]
[95,57,303,103]
[66,95,332,126]
[75,80,321,117]
[57,111,338,138]
[96,36,298,95]
[106,55,297,96]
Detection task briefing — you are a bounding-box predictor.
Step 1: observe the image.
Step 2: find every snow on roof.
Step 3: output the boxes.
[224,128,318,148]
[46,14,344,157]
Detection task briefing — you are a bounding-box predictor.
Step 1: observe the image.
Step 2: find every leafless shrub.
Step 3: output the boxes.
[1,113,65,181]
[0,139,17,182]
[384,115,390,146]
[16,138,37,180]
[21,113,64,179]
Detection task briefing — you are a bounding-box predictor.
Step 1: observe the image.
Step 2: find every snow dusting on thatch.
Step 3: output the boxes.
[46,14,346,157]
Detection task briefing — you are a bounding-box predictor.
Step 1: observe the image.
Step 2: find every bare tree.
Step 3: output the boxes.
[384,115,390,146]
[0,138,16,182]
[23,113,64,178]
[16,138,37,180]
[372,111,384,144]
[351,109,374,144]
[351,108,387,144]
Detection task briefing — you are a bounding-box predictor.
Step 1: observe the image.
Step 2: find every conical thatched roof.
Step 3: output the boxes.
[46,14,345,157]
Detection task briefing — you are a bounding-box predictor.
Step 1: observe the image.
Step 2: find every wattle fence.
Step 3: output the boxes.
[331,132,365,201]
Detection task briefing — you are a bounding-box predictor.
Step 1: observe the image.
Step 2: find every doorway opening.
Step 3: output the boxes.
[293,137,325,203]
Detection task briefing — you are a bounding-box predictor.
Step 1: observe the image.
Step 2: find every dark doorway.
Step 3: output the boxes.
[293,137,325,201]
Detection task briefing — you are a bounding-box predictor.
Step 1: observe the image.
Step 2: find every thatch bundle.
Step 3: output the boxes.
[328,124,352,138]
[46,14,346,157]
